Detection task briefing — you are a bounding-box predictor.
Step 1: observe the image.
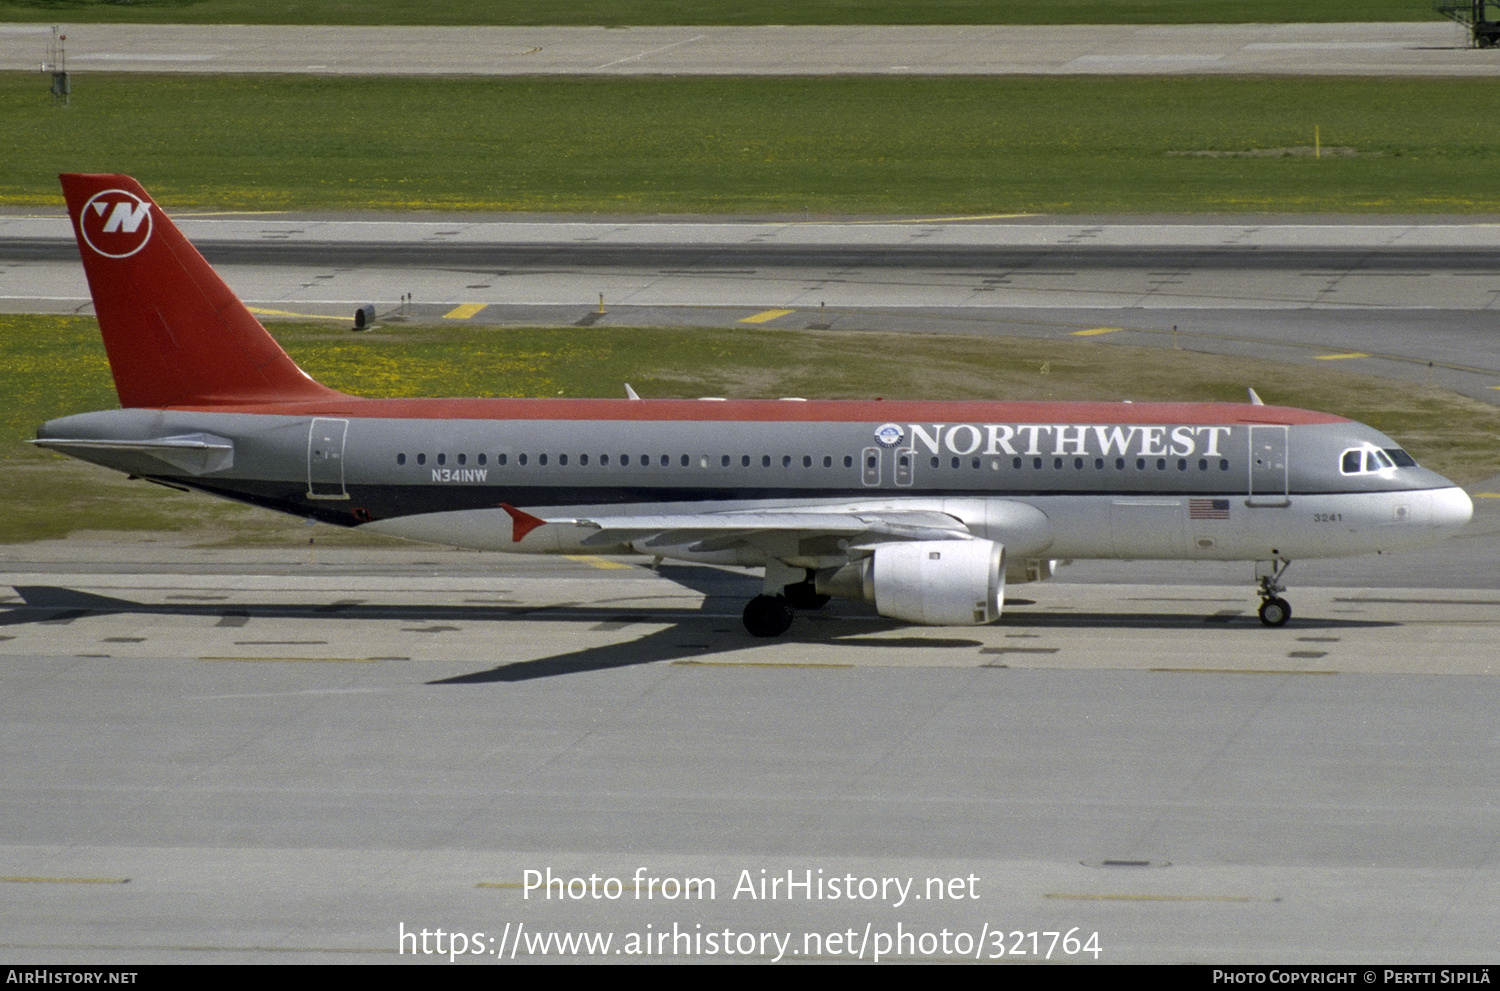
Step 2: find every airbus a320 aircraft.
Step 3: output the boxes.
[35,174,1473,636]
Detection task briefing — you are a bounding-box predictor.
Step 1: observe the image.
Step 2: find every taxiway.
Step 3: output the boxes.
[4,21,1497,77]
[2,535,1498,963]
[5,213,1500,402]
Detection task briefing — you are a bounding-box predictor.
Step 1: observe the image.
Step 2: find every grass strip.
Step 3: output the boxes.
[5,74,1500,214]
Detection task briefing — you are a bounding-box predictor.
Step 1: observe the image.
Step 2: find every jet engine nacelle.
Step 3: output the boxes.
[818,539,1005,626]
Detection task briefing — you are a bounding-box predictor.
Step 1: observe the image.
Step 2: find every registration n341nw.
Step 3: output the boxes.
[34,174,1474,635]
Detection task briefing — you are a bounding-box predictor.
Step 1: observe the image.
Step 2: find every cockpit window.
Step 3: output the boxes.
[1341,446,1407,475]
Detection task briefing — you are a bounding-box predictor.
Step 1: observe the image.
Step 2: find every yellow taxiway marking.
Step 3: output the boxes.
[1314,352,1370,361]
[739,308,795,324]
[1474,492,1500,499]
[247,306,350,322]
[845,213,1038,224]
[565,555,634,570]
[3,876,130,884]
[1072,327,1121,337]
[444,303,488,320]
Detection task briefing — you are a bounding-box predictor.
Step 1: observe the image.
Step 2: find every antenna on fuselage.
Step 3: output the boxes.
[1248,387,1265,406]
[625,383,641,400]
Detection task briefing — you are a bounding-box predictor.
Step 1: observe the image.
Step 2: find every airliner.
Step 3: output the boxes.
[33,174,1474,636]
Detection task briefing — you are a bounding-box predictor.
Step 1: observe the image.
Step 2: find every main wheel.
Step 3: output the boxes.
[743,594,795,637]
[1258,597,1291,627]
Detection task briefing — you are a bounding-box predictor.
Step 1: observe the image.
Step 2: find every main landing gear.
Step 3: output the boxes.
[742,571,830,637]
[1256,559,1292,627]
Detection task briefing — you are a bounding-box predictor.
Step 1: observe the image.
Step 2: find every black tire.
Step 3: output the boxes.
[743,595,795,637]
[1258,597,1291,627]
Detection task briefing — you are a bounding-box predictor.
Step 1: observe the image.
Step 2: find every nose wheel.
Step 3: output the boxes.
[1256,559,1292,627]
[1257,596,1292,627]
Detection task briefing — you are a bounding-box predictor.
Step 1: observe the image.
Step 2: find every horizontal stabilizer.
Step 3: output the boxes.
[30,432,234,475]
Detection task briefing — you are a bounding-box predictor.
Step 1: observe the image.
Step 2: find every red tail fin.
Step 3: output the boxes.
[60,174,346,408]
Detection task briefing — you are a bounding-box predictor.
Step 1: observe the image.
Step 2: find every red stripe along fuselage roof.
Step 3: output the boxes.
[155,396,1350,426]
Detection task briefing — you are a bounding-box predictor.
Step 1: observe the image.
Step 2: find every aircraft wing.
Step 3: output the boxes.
[568,509,975,555]
[483,506,984,560]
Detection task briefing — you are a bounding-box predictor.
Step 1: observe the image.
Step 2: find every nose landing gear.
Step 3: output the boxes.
[1256,559,1292,627]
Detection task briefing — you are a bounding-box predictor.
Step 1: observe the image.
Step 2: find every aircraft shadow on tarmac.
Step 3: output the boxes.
[6,568,1401,682]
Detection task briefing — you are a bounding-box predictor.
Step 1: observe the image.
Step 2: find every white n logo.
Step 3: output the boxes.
[79,188,155,259]
[100,200,151,234]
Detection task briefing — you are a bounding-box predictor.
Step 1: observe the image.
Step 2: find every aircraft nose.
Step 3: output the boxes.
[1431,486,1474,532]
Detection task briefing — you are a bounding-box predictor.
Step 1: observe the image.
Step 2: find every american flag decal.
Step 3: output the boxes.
[1189,498,1231,520]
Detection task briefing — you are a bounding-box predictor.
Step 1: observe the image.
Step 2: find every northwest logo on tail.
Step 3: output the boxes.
[78,189,153,258]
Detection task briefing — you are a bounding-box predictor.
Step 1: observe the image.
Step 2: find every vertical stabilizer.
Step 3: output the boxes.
[60,174,346,408]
